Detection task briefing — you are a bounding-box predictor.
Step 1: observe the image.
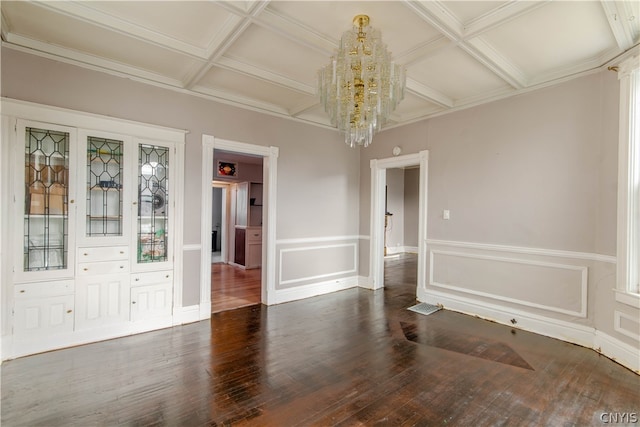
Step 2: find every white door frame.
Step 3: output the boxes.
[211,183,230,263]
[369,150,428,297]
[200,135,278,314]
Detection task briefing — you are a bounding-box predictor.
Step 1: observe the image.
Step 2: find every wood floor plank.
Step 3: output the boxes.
[2,254,639,426]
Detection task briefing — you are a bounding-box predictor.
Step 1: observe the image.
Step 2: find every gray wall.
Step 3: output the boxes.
[404,168,419,247]
[2,47,360,306]
[359,70,638,349]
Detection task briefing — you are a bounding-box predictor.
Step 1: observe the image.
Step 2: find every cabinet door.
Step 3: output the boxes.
[75,275,129,330]
[15,120,77,282]
[131,282,172,321]
[77,130,133,245]
[14,282,75,338]
[134,140,174,270]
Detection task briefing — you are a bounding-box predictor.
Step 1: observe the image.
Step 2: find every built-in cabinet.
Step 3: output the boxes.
[3,101,184,359]
[233,182,262,269]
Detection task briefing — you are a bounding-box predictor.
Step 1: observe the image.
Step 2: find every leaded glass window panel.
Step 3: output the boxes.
[86,136,124,237]
[138,144,169,263]
[24,127,69,271]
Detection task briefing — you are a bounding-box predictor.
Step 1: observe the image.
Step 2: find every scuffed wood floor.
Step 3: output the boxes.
[2,254,639,426]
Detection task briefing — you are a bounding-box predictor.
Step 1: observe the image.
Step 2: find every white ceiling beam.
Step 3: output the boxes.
[402,0,464,42]
[183,16,251,89]
[34,2,209,59]
[289,99,320,117]
[463,38,528,89]
[406,78,454,108]
[215,56,315,95]
[395,36,453,67]
[4,33,186,88]
[600,1,639,51]
[191,84,291,116]
[1,10,10,41]
[252,8,336,56]
[463,1,551,38]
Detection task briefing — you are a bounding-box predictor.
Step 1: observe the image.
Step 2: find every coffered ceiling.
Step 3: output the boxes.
[2,1,639,131]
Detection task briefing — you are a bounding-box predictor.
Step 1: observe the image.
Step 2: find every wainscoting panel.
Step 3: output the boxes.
[279,243,357,288]
[615,310,640,341]
[430,249,587,317]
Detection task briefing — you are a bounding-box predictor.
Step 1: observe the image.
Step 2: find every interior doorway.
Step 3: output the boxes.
[200,135,278,316]
[369,151,428,298]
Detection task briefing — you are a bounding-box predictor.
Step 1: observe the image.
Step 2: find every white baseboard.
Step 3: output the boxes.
[595,331,640,373]
[173,305,203,325]
[269,276,358,305]
[386,246,419,255]
[422,288,639,373]
[358,275,375,290]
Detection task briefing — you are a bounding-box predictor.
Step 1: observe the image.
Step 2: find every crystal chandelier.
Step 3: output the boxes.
[318,15,406,148]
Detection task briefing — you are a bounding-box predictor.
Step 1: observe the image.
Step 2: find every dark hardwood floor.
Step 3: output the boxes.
[2,254,639,426]
[211,263,261,313]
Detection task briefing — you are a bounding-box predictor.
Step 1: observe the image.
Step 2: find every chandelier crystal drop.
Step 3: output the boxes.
[318,15,406,148]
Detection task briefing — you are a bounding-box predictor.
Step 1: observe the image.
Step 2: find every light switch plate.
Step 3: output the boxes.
[443,209,450,220]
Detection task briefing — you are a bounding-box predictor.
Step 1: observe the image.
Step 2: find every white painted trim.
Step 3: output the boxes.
[278,243,357,286]
[2,98,187,141]
[200,134,279,308]
[423,288,595,346]
[616,56,640,295]
[423,288,639,372]
[172,305,201,325]
[277,235,365,245]
[200,136,215,318]
[183,244,201,252]
[614,310,640,341]
[172,141,186,314]
[594,331,640,373]
[429,249,588,318]
[614,289,640,308]
[426,238,616,264]
[270,276,358,305]
[370,151,428,292]
[357,275,374,290]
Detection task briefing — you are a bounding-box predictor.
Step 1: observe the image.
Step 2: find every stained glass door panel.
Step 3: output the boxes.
[137,144,169,263]
[86,136,124,237]
[24,127,70,271]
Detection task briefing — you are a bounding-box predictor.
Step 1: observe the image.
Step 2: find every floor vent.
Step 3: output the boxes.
[407,302,441,316]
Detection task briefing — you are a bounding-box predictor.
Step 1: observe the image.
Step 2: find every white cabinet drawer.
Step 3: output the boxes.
[78,246,129,263]
[15,280,74,299]
[247,228,262,242]
[131,270,173,287]
[78,260,129,276]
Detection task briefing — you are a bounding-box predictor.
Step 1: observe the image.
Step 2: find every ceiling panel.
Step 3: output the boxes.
[481,1,618,78]
[443,1,509,24]
[82,1,235,52]
[198,66,315,113]
[408,46,511,101]
[3,1,203,82]
[1,0,638,133]
[223,23,328,89]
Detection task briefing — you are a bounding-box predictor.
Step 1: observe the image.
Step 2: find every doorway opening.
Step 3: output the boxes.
[200,135,278,316]
[210,151,263,313]
[369,151,428,300]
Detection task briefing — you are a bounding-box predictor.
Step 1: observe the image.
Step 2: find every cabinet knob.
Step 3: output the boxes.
[135,278,140,281]
[120,265,124,269]
[120,251,124,254]
[132,201,138,205]
[83,268,88,271]
[19,290,25,293]
[165,275,170,278]
[83,253,88,256]
[132,301,136,304]
[66,310,72,314]
[70,199,75,204]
